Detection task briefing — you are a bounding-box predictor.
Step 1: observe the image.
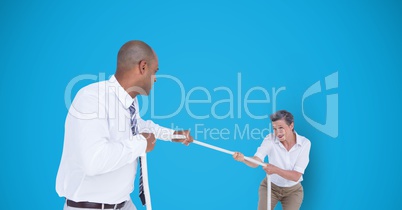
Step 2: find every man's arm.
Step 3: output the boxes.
[172,130,193,145]
[70,92,148,176]
[136,115,193,145]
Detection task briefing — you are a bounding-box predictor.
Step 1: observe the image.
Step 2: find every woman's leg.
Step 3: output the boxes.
[281,183,303,210]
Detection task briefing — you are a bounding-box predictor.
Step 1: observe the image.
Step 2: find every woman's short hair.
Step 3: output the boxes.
[270,110,294,126]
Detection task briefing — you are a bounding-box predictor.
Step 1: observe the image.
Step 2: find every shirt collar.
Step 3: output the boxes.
[295,131,303,146]
[108,75,134,109]
[274,131,302,146]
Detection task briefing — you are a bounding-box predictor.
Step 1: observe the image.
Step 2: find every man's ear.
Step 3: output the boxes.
[290,122,294,131]
[139,60,147,74]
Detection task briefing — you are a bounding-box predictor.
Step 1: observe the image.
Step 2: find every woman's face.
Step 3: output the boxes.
[272,119,294,141]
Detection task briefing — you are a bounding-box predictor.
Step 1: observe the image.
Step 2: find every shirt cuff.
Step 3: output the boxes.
[254,153,265,162]
[293,166,305,174]
[155,128,175,141]
[125,134,147,157]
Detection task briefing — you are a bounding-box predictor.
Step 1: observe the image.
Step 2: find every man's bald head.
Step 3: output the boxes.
[116,40,156,72]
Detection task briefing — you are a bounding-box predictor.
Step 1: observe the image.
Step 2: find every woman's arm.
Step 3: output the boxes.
[263,164,302,182]
[233,152,262,168]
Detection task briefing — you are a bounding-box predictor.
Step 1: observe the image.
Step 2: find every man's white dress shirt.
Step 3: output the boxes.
[56,75,174,204]
[254,132,311,187]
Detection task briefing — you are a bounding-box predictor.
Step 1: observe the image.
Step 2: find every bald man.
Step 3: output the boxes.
[56,40,193,210]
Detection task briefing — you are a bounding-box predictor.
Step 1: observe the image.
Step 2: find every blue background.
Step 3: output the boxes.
[1,0,401,209]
